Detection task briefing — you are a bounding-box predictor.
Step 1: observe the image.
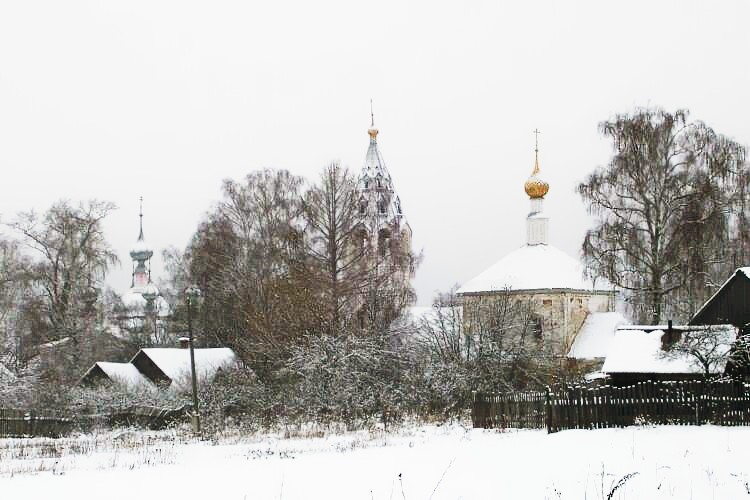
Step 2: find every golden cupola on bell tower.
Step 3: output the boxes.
[524,129,549,199]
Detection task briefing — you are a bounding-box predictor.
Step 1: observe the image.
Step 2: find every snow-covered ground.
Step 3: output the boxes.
[2,423,750,499]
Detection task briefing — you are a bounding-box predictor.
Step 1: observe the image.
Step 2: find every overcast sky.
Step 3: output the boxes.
[1,0,749,305]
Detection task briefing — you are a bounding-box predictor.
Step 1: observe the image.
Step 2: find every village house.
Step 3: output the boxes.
[600,323,737,386]
[80,343,238,391]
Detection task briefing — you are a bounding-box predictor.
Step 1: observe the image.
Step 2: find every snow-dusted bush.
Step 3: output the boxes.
[198,365,270,433]
[282,332,421,427]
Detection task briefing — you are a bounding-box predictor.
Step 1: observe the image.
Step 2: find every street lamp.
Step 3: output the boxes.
[141,281,159,343]
[185,285,201,435]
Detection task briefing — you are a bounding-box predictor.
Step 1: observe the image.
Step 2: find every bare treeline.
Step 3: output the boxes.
[171,163,418,374]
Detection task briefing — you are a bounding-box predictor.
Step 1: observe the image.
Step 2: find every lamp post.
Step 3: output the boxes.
[185,285,201,435]
[141,282,158,344]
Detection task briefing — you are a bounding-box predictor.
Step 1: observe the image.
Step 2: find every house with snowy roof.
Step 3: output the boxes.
[601,324,737,386]
[457,136,618,356]
[80,344,238,391]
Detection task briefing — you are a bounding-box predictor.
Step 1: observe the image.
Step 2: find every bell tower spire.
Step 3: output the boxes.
[138,196,144,241]
[368,99,379,143]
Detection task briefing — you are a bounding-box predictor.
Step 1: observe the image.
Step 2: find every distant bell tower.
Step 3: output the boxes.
[356,102,411,255]
[353,103,415,325]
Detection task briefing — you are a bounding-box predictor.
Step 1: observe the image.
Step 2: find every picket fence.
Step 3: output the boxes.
[0,405,189,438]
[472,380,750,433]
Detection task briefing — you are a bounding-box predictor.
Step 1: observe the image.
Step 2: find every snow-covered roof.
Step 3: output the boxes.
[94,362,154,389]
[130,237,153,257]
[457,244,612,295]
[601,326,735,374]
[568,312,630,359]
[122,290,147,310]
[137,348,238,389]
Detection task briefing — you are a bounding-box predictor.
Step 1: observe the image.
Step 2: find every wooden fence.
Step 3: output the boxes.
[0,405,189,438]
[473,380,750,433]
[471,391,547,429]
[0,408,75,438]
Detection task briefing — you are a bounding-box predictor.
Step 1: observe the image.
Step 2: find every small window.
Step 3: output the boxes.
[543,299,552,307]
[530,315,543,340]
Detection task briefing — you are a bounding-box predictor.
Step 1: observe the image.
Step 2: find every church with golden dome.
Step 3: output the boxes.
[457,133,619,359]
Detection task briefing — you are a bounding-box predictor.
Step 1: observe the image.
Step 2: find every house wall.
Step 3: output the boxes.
[130,352,171,386]
[690,273,750,329]
[80,365,109,386]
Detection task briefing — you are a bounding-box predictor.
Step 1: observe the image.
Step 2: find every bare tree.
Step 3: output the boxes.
[417,288,557,414]
[0,238,33,372]
[660,325,736,377]
[187,170,323,370]
[6,200,118,343]
[578,108,747,323]
[302,162,369,334]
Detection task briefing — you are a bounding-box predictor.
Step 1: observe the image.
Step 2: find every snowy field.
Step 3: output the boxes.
[2,423,750,499]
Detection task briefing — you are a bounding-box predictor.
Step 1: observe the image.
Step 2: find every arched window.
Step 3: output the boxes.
[378,198,387,214]
[354,227,368,253]
[359,198,367,215]
[378,228,391,257]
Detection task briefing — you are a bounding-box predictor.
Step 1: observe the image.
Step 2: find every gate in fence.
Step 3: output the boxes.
[473,380,750,433]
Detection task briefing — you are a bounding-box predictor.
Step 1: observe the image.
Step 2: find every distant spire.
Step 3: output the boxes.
[533,128,541,175]
[368,99,379,141]
[138,196,144,241]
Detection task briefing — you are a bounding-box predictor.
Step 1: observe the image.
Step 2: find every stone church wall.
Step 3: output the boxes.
[462,289,616,356]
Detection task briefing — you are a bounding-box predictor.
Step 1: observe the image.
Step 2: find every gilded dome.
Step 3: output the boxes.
[524,155,549,199]
[525,176,549,199]
[368,127,379,139]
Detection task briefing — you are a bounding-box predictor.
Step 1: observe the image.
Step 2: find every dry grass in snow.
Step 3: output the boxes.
[2,422,750,499]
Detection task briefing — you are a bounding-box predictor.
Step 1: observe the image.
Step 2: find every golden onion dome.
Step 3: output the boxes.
[524,153,549,199]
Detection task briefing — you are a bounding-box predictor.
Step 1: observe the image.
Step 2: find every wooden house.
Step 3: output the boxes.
[690,267,750,329]
[80,346,238,390]
[601,324,736,386]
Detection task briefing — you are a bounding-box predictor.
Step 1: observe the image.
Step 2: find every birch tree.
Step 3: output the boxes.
[578,108,747,323]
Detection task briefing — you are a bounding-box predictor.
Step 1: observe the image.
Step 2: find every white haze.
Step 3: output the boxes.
[0,0,748,304]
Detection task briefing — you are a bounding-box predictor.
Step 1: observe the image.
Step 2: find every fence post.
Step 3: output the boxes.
[26,410,34,436]
[545,388,552,433]
[471,392,481,428]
